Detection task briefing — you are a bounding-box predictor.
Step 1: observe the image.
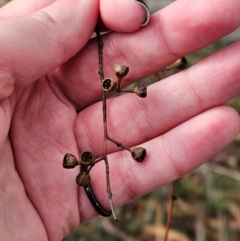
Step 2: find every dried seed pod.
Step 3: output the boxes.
[166,57,187,70]
[80,151,95,166]
[63,153,79,168]
[130,147,146,162]
[114,64,129,78]
[134,83,147,98]
[76,172,91,187]
[102,78,117,92]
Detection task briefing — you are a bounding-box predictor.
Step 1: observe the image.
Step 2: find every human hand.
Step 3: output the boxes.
[0,0,240,241]
[0,0,148,240]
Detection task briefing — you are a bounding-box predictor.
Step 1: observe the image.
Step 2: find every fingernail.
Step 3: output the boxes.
[136,0,150,26]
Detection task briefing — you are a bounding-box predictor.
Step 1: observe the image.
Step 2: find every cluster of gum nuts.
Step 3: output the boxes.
[63,64,147,187]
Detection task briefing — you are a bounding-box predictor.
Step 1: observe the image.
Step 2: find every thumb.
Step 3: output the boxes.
[0,0,99,99]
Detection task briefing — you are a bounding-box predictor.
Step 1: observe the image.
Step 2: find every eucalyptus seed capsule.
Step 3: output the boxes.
[166,57,187,70]
[114,64,129,78]
[76,172,91,187]
[102,78,117,92]
[80,151,95,166]
[134,83,147,98]
[63,153,79,169]
[130,147,146,162]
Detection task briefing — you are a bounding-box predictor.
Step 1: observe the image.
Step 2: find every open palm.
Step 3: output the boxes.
[0,0,240,241]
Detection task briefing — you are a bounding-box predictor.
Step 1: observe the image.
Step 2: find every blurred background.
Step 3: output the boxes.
[1,0,240,240]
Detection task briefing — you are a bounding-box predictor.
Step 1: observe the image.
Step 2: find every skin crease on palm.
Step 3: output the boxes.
[0,0,240,240]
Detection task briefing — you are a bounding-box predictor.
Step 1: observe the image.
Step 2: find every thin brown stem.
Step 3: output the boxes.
[115,78,123,92]
[96,25,119,221]
[87,156,104,173]
[106,134,131,152]
[116,88,134,94]
[93,156,105,165]
[164,182,176,241]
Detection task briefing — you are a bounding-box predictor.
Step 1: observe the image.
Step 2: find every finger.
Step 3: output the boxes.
[54,0,240,109]
[100,0,150,32]
[0,0,54,17]
[0,0,149,30]
[0,0,99,99]
[79,106,240,221]
[75,41,240,156]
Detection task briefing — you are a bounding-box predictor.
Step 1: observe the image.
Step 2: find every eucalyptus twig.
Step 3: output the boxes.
[106,135,131,151]
[62,27,186,229]
[95,26,119,221]
[95,24,149,221]
[164,182,177,241]
[63,25,147,221]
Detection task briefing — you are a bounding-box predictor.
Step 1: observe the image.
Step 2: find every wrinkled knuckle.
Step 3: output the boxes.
[104,38,126,67]
[162,133,184,177]
[121,157,141,202]
[184,71,205,110]
[155,16,182,59]
[0,71,15,99]
[31,11,68,60]
[128,96,153,143]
